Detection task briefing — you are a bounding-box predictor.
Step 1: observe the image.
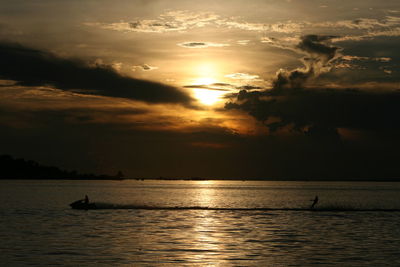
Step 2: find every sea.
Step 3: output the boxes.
[1,180,400,266]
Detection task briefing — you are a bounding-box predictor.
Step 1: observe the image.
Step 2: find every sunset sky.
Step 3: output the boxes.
[1,0,400,179]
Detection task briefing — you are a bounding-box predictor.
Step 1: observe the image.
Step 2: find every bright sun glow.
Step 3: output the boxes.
[193,77,217,85]
[193,87,226,106]
[187,63,228,106]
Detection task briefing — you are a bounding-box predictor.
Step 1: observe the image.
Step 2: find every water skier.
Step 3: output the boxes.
[311,195,318,209]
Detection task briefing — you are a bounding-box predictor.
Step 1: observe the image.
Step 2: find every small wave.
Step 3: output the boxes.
[73,202,400,212]
[46,251,87,256]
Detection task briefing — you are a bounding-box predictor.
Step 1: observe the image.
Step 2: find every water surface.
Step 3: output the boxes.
[1,180,400,266]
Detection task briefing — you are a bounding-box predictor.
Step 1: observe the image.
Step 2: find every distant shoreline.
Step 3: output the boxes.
[1,155,399,182]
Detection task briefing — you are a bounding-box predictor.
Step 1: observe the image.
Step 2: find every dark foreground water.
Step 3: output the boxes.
[1,180,400,266]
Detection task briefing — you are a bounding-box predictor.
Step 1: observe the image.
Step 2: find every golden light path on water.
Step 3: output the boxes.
[192,180,222,262]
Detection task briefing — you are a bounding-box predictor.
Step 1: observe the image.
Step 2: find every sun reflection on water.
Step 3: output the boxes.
[190,181,222,262]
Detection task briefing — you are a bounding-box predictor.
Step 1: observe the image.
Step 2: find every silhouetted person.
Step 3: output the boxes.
[84,195,89,204]
[311,195,318,209]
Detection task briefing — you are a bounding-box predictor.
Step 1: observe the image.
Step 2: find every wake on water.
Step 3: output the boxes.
[71,202,400,212]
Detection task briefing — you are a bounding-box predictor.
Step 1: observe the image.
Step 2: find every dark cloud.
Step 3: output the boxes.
[132,64,158,72]
[0,105,243,178]
[179,42,207,48]
[225,35,400,138]
[321,37,400,85]
[297,35,339,62]
[184,83,263,91]
[272,35,341,91]
[2,104,400,180]
[178,42,229,48]
[1,92,400,180]
[237,85,263,90]
[0,104,149,131]
[226,88,400,139]
[129,21,180,31]
[0,42,192,104]
[184,83,232,91]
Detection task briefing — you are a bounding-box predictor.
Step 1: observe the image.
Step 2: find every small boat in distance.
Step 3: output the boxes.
[69,199,97,210]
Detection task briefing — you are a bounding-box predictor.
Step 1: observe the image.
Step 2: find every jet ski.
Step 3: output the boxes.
[69,199,97,210]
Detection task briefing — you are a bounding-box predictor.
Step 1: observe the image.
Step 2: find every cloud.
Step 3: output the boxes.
[363,27,400,38]
[110,62,123,71]
[226,88,400,138]
[342,55,382,62]
[262,33,396,87]
[332,27,400,42]
[85,9,400,49]
[224,34,400,139]
[334,62,358,69]
[338,55,392,68]
[184,83,263,93]
[177,42,230,48]
[296,35,339,62]
[225,73,260,80]
[162,10,219,26]
[132,64,158,71]
[184,85,231,91]
[237,40,250,45]
[320,18,388,30]
[2,92,400,179]
[217,20,303,33]
[85,8,400,47]
[256,16,400,44]
[236,85,263,90]
[261,36,301,51]
[219,16,392,35]
[1,106,148,127]
[85,10,220,33]
[0,43,191,104]
[320,16,400,30]
[265,22,304,33]
[86,21,186,33]
[216,20,265,31]
[327,16,400,42]
[86,10,304,35]
[272,35,341,91]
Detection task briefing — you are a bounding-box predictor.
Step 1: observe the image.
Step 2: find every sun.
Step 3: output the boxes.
[191,76,226,106]
[192,88,226,106]
[186,63,228,106]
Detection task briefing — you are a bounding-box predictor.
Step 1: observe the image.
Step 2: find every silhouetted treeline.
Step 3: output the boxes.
[0,155,123,180]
